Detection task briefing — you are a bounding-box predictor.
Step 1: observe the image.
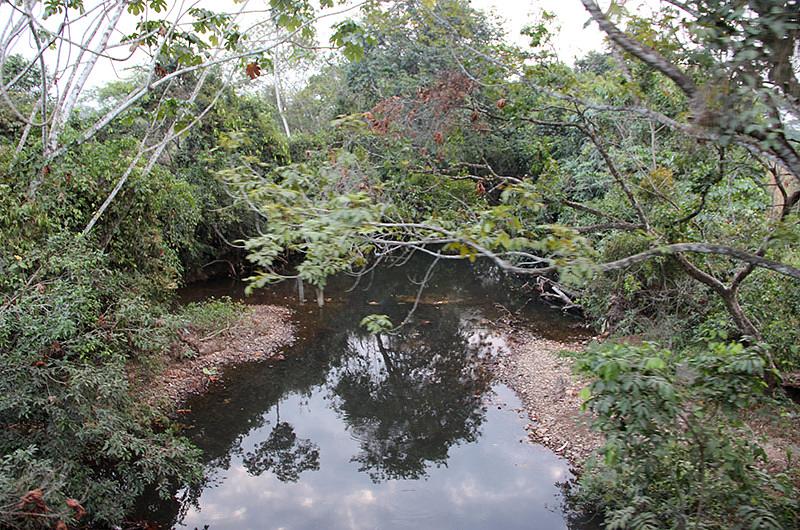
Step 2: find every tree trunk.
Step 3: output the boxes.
[674,254,779,382]
[721,286,780,385]
[273,47,291,138]
[720,288,761,342]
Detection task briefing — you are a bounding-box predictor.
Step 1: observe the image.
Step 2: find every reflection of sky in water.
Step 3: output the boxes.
[178,386,570,530]
[145,258,594,529]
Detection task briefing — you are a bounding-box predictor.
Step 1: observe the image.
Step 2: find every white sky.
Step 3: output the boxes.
[474,0,605,62]
[1,0,610,91]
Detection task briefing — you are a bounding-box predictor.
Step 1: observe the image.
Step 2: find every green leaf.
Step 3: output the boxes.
[359,314,393,334]
[644,357,666,371]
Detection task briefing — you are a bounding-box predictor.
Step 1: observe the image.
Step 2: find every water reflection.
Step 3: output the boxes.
[136,258,595,529]
[331,319,492,483]
[243,416,320,482]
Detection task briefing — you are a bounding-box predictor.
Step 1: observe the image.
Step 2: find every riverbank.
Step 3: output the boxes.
[494,329,799,482]
[493,330,602,468]
[135,304,296,411]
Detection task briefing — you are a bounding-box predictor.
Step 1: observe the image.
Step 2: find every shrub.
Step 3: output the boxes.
[571,341,798,529]
[0,234,201,527]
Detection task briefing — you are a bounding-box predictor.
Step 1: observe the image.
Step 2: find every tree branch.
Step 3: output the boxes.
[599,243,800,281]
[579,0,697,98]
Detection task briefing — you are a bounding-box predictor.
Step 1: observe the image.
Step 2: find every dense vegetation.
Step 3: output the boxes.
[1,0,798,528]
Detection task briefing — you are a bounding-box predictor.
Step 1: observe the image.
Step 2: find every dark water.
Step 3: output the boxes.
[138,259,597,529]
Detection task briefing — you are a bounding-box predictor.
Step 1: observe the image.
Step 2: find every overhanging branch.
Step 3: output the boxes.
[599,243,800,281]
[579,0,697,98]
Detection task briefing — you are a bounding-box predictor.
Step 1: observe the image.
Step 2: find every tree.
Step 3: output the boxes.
[570,0,799,339]
[0,0,371,224]
[0,2,377,526]
[238,0,800,378]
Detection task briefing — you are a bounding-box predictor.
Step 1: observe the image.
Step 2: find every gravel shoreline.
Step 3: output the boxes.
[494,330,800,480]
[493,330,602,469]
[138,304,296,411]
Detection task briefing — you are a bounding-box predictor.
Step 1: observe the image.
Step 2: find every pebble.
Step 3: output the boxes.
[490,328,602,468]
[140,305,296,412]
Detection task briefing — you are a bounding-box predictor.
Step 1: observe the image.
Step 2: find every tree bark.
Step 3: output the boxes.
[273,46,292,138]
[720,288,762,342]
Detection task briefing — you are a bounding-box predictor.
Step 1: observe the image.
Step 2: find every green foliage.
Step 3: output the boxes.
[2,1,799,527]
[170,296,246,337]
[1,138,202,293]
[331,20,376,62]
[0,234,201,527]
[0,71,269,526]
[168,86,291,277]
[124,3,243,66]
[388,171,481,222]
[359,314,393,334]
[738,267,800,369]
[233,139,594,294]
[226,151,383,290]
[338,0,505,110]
[230,12,800,530]
[571,341,798,529]
[284,66,349,135]
[0,54,41,95]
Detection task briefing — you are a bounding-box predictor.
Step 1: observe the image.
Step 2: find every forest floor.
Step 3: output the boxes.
[134,305,296,412]
[743,403,800,478]
[493,330,603,469]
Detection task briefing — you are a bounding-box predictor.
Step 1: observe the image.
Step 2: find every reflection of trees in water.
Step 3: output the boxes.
[137,353,331,525]
[137,257,573,526]
[330,309,494,482]
[243,419,320,482]
[157,406,320,525]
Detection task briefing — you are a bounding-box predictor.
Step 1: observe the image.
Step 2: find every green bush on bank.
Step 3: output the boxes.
[0,72,287,526]
[570,341,798,529]
[0,234,202,527]
[170,297,247,337]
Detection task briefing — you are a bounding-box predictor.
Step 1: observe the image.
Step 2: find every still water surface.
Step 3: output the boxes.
[139,259,596,529]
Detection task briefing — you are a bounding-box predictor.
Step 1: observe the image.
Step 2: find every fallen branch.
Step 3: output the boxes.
[535,276,581,312]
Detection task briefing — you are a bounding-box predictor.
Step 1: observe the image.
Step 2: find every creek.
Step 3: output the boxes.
[137,258,598,529]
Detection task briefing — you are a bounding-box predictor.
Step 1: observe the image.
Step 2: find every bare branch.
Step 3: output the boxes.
[599,243,800,281]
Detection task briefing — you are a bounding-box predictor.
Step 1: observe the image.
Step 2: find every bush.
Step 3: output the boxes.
[169,296,246,336]
[738,267,800,370]
[0,234,201,527]
[0,139,202,294]
[570,341,798,529]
